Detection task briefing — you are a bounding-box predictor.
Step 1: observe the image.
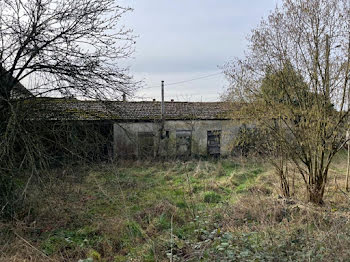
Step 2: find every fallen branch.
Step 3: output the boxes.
[14,231,58,262]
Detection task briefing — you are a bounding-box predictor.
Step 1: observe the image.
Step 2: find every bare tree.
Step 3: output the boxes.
[224,0,350,204]
[0,0,135,100]
[0,0,136,167]
[0,0,137,218]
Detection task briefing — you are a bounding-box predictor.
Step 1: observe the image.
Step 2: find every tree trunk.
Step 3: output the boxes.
[346,131,350,191]
[308,190,324,205]
[307,179,326,205]
[279,169,290,198]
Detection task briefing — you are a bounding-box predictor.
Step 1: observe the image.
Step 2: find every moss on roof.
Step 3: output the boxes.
[25,98,237,121]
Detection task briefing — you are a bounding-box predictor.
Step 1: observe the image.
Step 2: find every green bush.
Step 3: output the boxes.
[232,125,268,157]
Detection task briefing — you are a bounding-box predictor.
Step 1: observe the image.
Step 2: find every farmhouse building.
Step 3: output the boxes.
[112,100,243,158]
[5,68,250,159]
[27,98,248,159]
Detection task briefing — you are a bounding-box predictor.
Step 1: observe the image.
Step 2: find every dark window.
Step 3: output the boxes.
[207,130,221,157]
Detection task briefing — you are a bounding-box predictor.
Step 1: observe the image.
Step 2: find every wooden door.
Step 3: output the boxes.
[207,130,221,157]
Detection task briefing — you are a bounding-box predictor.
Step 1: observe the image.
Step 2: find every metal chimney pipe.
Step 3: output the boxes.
[161,81,164,120]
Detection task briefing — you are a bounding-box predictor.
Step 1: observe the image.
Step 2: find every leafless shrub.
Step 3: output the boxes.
[224,0,350,204]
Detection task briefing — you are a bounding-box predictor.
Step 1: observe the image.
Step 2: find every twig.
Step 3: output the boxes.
[22,169,35,199]
[14,231,57,261]
[170,214,174,262]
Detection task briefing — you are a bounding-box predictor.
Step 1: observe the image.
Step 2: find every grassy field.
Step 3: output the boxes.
[2,155,350,261]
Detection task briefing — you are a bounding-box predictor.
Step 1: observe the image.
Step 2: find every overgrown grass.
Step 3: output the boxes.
[2,156,350,261]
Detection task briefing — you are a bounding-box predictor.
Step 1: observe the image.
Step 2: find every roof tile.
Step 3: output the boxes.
[30,99,236,121]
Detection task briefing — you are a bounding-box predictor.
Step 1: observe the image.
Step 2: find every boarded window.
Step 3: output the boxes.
[207,130,221,157]
[176,130,192,157]
[138,132,154,158]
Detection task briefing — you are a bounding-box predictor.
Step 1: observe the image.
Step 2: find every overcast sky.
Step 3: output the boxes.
[119,0,282,102]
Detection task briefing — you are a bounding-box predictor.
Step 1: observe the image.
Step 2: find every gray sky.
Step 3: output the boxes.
[120,0,282,102]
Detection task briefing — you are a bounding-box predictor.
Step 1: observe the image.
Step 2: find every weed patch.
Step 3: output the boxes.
[4,158,350,261]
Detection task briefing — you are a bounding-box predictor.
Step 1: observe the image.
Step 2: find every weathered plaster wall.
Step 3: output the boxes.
[113,120,250,158]
[113,122,158,158]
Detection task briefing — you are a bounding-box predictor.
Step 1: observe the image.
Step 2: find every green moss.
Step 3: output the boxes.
[87,249,101,261]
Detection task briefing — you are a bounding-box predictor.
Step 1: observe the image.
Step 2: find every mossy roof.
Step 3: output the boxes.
[26,98,238,121]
